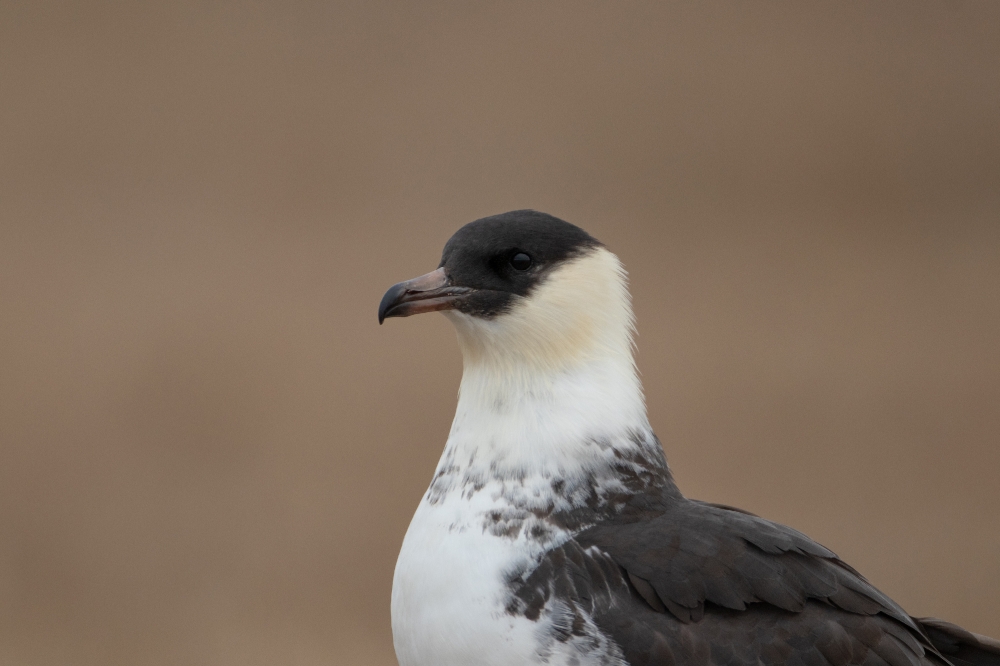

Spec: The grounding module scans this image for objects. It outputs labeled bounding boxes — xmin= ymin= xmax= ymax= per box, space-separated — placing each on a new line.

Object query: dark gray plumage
xmin=505 ymin=448 xmax=1000 ymax=666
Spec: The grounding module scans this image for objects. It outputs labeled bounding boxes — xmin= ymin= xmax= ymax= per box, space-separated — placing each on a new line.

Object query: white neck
xmin=440 ymin=248 xmax=649 ymax=479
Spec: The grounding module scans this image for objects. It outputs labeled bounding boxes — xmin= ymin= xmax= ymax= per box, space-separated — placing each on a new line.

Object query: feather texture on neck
xmin=441 ymin=248 xmax=650 ymax=479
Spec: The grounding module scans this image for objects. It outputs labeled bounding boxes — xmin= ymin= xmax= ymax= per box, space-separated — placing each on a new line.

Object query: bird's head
xmin=379 ymin=210 xmax=637 ymax=380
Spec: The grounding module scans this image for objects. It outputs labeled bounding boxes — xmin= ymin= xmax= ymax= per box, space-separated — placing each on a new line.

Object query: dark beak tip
xmin=378 ymin=282 xmax=406 ymax=325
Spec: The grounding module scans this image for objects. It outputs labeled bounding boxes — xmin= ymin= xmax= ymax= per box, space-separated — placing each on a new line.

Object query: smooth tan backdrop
xmin=1 ymin=2 xmax=998 ymax=664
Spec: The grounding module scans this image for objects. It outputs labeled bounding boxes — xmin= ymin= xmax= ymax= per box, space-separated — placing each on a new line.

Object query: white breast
xmin=391 ymin=476 xmax=629 ymax=666
xmin=391 ymin=485 xmax=542 ymax=666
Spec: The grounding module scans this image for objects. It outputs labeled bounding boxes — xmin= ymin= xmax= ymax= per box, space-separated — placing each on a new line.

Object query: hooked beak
xmin=378 ymin=268 xmax=473 ymax=324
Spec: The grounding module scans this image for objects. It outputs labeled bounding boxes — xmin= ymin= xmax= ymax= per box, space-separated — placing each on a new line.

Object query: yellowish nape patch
xmin=445 ymin=247 xmax=636 ymax=377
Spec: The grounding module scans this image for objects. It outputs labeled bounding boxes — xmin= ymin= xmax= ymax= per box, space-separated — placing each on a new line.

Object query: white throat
xmin=441 ymin=248 xmax=649 ymax=478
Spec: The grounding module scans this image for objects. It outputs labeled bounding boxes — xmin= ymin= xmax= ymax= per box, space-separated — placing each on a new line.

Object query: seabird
xmin=378 ymin=210 xmax=1000 ymax=666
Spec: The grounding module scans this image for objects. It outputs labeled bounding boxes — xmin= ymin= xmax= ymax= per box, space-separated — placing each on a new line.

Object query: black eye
xmin=510 ymin=252 xmax=532 ymax=270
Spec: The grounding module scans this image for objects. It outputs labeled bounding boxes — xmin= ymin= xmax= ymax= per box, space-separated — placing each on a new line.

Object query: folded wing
xmin=505 ymin=499 xmax=991 ymax=666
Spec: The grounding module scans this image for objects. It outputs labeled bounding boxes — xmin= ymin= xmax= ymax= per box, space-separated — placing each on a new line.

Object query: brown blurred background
xmin=1 ymin=1 xmax=999 ymax=664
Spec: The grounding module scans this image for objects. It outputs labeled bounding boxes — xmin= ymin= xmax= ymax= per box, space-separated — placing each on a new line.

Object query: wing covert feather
xmin=506 ymin=498 xmax=950 ymax=666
